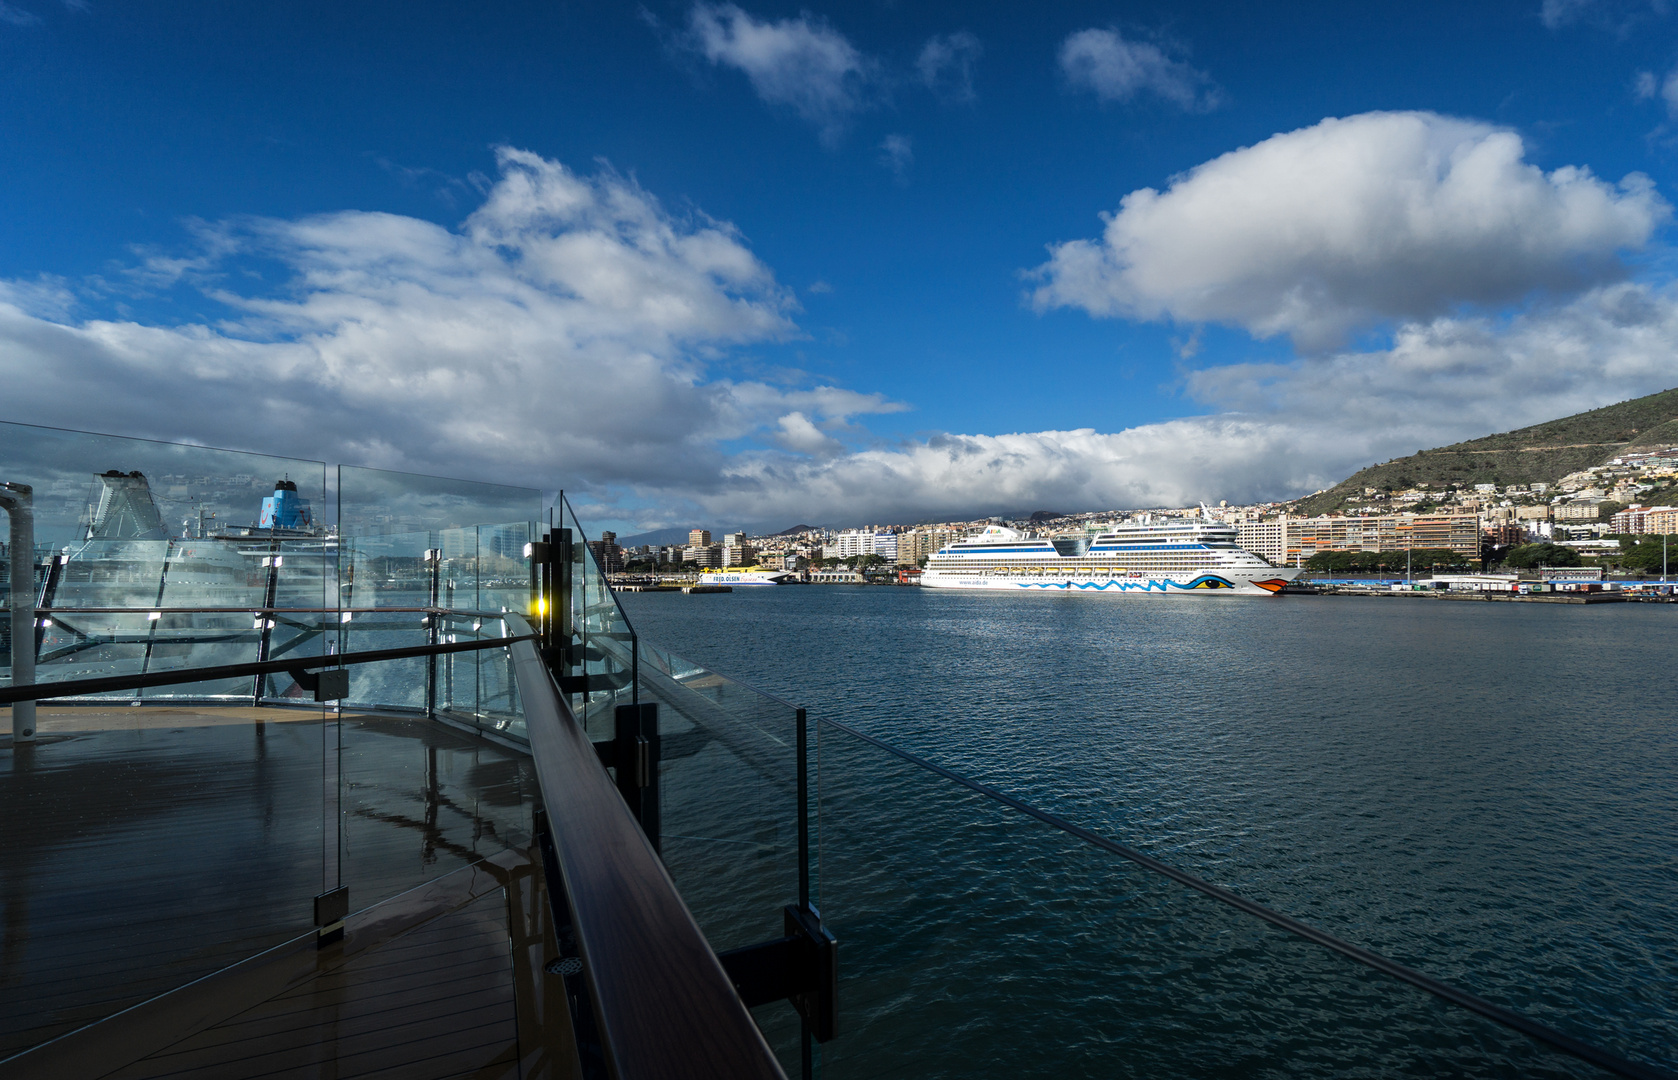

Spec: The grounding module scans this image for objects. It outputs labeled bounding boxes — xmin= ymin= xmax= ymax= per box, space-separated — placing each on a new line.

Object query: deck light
xmin=147 ymin=611 xmax=161 ymax=621
xmin=341 ymin=611 xmax=353 ymax=623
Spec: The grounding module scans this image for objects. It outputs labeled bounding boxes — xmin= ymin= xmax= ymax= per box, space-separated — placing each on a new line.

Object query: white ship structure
xmin=921 ymin=522 xmax=1298 ymax=595
xmin=698 ymin=567 xmax=794 ymax=586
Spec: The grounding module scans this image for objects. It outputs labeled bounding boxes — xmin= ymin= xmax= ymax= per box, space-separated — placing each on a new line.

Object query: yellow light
xmin=531 ymin=598 xmax=548 ymax=616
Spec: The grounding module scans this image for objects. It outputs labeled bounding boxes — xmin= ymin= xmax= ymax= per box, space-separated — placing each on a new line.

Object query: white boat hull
xmin=698 ymin=571 xmax=793 ymax=586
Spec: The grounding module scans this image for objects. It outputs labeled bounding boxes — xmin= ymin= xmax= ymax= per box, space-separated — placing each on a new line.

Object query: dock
xmin=1312 ymin=587 xmax=1625 ymax=604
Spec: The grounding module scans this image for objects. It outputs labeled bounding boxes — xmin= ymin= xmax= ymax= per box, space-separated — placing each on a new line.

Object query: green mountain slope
xmin=1289 ymin=387 xmax=1678 ymax=516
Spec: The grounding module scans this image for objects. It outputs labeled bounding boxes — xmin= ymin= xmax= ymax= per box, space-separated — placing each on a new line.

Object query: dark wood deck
xmin=0 ymin=706 xmax=577 ymax=1079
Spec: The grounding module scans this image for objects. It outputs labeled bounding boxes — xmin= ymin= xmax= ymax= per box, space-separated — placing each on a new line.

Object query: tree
xmin=1502 ymin=542 xmax=1582 ymax=569
xmin=1614 ymin=534 xmax=1677 ymax=572
xmin=1302 ymin=548 xmax=1469 ymax=573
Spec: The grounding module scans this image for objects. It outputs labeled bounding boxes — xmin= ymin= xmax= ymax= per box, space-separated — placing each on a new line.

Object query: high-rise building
xmin=587 ymin=530 xmax=624 ymax=573
xmin=689 ymin=529 xmax=712 ymax=547
xmin=835 ymin=530 xmax=870 ymax=558
xmin=896 ymin=528 xmax=958 ymax=566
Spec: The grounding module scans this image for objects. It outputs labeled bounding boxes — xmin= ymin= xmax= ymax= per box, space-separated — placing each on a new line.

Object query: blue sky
xmin=6 ymin=1 xmax=1678 ymax=531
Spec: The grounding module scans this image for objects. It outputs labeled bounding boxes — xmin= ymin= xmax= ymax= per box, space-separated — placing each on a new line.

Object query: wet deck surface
xmin=109 ymin=891 xmax=522 ymax=1080
xmin=0 ymin=706 xmax=568 ymax=1077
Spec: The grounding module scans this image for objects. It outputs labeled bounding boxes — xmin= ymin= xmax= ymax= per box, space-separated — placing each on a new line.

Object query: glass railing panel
xmin=330 ymin=699 xmax=540 ymax=918
xmin=37 ymin=538 xmax=172 ymax=698
xmin=0 ymin=703 xmax=338 ymax=1059
xmin=1 ymin=429 xmax=327 ymax=707
xmin=336 ymin=465 xmax=540 ymax=540
xmin=435 ymin=521 xmax=534 ymax=738
xmin=143 ymin=535 xmax=270 ymax=700
xmin=813 ymin=723 xmax=1633 ymax=1079
xmin=336 ymin=465 xmax=539 ymax=729
xmin=558 ymin=497 xmax=635 ymax=739
xmin=634 ymin=638 xmax=804 ymax=1074
xmin=3 ymin=434 xmax=556 ymax=1067
xmin=336 ymin=529 xmax=436 ymax=712
xmin=251 ymin=538 xmax=335 ymax=703
xmin=639 ymin=641 xmax=801 ymax=952
xmin=0 ymin=421 xmax=327 ymax=705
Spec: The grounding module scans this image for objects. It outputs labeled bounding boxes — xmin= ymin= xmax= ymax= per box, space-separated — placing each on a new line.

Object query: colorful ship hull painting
xmin=921 ymin=522 xmax=1298 ymax=596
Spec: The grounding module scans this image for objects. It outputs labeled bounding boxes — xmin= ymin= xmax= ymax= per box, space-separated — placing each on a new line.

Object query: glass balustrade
xmin=0 ymin=424 xmax=545 ymax=1064
xmin=810 ymin=717 xmax=1646 ymax=1079
xmin=2 ymin=419 xmax=1665 ymax=1080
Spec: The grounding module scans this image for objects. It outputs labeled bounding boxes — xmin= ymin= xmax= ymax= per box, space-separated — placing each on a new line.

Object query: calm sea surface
xmin=621 ymin=586 xmax=1678 ymax=1080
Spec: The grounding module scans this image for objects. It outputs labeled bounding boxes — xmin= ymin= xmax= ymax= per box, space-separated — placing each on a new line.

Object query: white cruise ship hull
xmin=922 ymin=521 xmax=1298 ymax=596
xmin=921 ymin=567 xmax=1297 ymax=595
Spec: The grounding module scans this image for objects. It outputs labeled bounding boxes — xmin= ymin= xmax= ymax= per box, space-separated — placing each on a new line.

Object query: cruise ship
xmin=922 ymin=521 xmax=1298 ymax=595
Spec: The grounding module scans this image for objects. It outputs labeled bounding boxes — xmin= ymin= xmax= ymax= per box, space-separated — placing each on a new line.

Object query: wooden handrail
xmin=505 ymin=615 xmax=785 ymax=1080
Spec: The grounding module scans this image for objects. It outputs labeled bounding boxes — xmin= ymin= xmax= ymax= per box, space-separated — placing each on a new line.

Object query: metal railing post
xmin=0 ymin=482 xmax=35 ymax=741
xmin=252 ymin=536 xmax=281 ymax=705
xmin=425 ymin=547 xmax=441 ymax=717
xmin=554 ymin=528 xmax=572 ymax=665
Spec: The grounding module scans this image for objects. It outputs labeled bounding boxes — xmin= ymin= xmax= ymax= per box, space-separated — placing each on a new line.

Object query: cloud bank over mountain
xmin=3 ymin=119 xmax=1678 ymax=531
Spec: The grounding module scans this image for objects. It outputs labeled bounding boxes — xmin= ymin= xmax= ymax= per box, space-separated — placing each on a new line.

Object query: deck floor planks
xmin=178 ymin=933 xmax=516 ymax=1048
xmin=109 ymin=890 xmax=521 ymax=1079
xmin=2 ymin=707 xmax=539 ymax=1063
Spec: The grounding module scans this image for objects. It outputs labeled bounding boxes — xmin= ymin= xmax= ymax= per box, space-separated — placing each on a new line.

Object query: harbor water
xmin=620 ymin=586 xmax=1678 ymax=1079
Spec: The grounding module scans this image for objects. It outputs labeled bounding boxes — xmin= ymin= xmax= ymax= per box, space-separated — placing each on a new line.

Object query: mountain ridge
xmin=1288 ymin=387 xmax=1678 ymax=516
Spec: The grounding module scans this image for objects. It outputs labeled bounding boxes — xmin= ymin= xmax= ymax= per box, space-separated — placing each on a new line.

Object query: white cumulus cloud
xmin=684 ymin=3 xmax=874 ymax=141
xmin=771 ymin=410 xmax=845 ymax=457
xmin=1058 ymin=28 xmax=1219 ymax=111
xmin=1029 ymin=111 xmax=1670 ymax=351
xmin=0 ymin=148 xmax=905 ymax=500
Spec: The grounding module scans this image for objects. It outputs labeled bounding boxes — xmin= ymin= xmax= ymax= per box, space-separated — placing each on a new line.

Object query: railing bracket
xmin=314 ymin=886 xmax=349 ymax=945
xmin=290 ymin=666 xmax=349 ymax=702
xmin=590 ymin=703 xmax=660 ymax=852
xmin=718 ymin=903 xmax=837 ymax=1042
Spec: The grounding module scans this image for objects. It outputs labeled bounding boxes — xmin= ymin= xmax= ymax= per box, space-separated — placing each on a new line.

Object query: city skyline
xmin=5 ymin=3 xmax=1678 ymax=533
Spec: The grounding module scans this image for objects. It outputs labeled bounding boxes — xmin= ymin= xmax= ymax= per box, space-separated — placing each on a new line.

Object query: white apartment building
xmin=682 ymin=545 xmax=722 ymax=568
xmin=834 ymin=530 xmax=872 ymax=558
